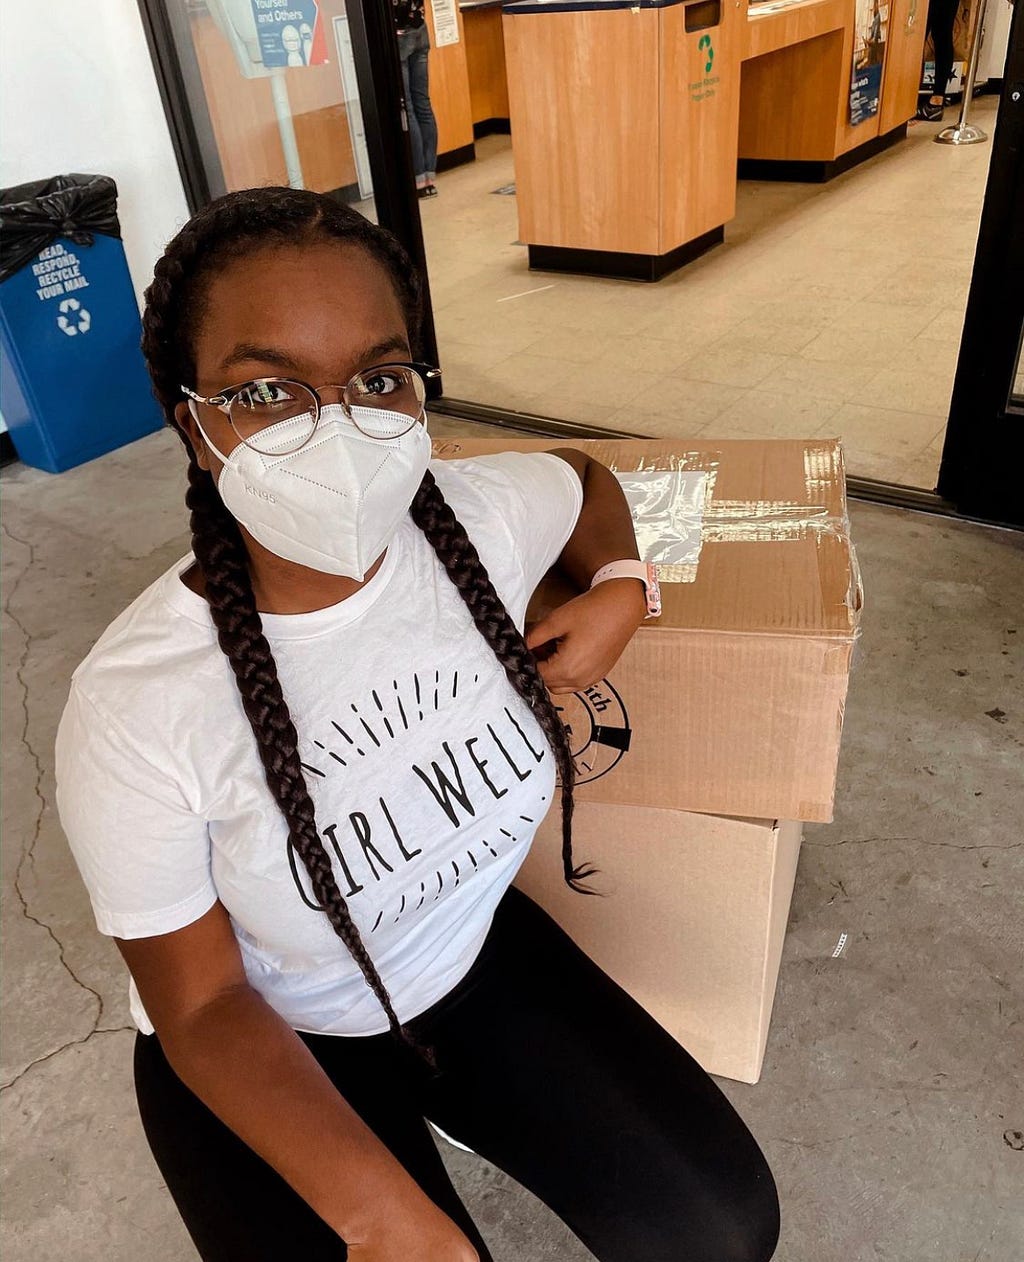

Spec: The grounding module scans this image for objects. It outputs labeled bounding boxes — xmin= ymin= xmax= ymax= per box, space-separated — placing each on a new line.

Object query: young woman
xmin=55 ymin=188 xmax=779 ymax=1262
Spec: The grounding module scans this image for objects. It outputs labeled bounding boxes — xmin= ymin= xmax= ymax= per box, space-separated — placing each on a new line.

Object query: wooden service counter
xmin=503 ymin=0 xmax=741 ymax=281
xmin=187 ymin=0 xmax=479 ymax=192
xmin=461 ymin=0 xmax=511 ymax=132
xmin=503 ymin=0 xmax=928 ymax=279
xmin=739 ymin=0 xmax=927 ymax=177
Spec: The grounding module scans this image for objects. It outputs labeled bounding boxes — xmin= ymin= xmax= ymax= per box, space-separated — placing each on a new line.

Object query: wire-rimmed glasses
xmin=181 ymin=362 xmax=439 ymax=456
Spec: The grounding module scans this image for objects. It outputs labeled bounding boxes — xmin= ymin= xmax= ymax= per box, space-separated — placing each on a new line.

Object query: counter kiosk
xmin=502 ymin=0 xmax=740 ymax=281
xmin=739 ymin=0 xmax=927 ymax=179
xmin=502 ymin=0 xmax=928 ymax=278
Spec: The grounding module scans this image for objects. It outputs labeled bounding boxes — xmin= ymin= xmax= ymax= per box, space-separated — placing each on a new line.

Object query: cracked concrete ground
xmin=2 ymin=422 xmax=1022 ymax=1261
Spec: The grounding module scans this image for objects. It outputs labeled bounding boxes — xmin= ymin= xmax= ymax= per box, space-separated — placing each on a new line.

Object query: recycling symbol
xmin=57 ymin=297 xmax=91 ymax=336
xmin=698 ymin=33 xmax=714 ymax=74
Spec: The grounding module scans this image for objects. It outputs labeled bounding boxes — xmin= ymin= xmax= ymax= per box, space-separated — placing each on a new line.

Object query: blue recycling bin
xmin=0 ymin=175 xmax=163 ymax=473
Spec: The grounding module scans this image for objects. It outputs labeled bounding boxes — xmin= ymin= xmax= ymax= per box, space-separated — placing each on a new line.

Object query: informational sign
xmin=250 ymin=0 xmax=328 ymax=67
xmin=333 ymin=15 xmax=374 ymax=201
xmin=849 ymin=0 xmax=889 ymax=125
xmin=688 ymin=33 xmax=720 ymax=103
xmin=27 ymin=243 xmax=94 ymax=338
xmin=31 ymin=243 xmax=91 ymax=304
xmin=431 ymin=0 xmax=461 ymax=48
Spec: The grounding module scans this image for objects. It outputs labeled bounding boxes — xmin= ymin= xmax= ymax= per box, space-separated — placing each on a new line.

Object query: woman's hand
xmin=525 ymin=578 xmax=647 ymax=695
xmin=346 ymin=1196 xmax=480 ymax=1261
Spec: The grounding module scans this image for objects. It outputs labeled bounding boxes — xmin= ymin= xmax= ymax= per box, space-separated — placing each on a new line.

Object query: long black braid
xmin=141 ymin=188 xmax=595 ymax=1064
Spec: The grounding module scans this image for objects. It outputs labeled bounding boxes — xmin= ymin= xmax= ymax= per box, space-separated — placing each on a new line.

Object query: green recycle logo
xmin=698 ymin=34 xmax=714 ymax=75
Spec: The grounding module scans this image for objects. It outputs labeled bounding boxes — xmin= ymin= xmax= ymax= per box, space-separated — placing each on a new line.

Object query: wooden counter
xmin=738 ymin=0 xmax=928 ymax=173
xmin=502 ymin=0 xmax=928 ymax=276
xmin=461 ymin=1 xmax=511 ymax=130
xmin=503 ymin=0 xmax=741 ymax=279
xmin=743 ymin=0 xmax=848 ymax=60
xmin=189 ymin=0 xmax=477 ymax=196
xmin=190 ymin=0 xmax=360 ymax=195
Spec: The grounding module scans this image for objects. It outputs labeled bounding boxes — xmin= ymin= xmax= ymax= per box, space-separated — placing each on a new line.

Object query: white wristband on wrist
xmin=589 ymin=560 xmax=662 ymax=619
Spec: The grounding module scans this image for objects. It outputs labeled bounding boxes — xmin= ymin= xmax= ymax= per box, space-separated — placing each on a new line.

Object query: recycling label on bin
xmin=32 ymin=243 xmax=93 ymax=335
xmin=56 ymin=297 xmax=92 ymax=336
xmin=32 ymin=243 xmax=90 ymax=300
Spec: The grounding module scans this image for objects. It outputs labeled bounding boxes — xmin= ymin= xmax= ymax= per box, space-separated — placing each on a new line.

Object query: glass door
xmin=139 ymin=0 xmax=442 ymax=372
xmin=141 ymin=0 xmax=1024 ymax=520
xmin=937 ymin=0 xmax=1024 ymax=526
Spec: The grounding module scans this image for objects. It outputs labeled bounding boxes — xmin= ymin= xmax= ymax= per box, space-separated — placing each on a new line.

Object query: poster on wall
xmin=249 ymin=0 xmax=328 ymax=67
xmin=849 ymin=0 xmax=889 ymax=125
xmin=431 ymin=0 xmax=461 ymax=48
xmin=206 ymin=1 xmax=327 ymax=75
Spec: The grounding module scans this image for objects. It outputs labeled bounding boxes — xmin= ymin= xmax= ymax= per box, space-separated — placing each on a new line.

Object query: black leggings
xmin=134 ymin=886 xmax=779 ymax=1262
xmin=927 ymin=0 xmax=959 ymax=100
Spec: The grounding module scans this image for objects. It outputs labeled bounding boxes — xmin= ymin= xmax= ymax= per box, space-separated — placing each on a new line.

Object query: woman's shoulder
xmin=68 ymin=554 xmax=227 ymax=734
xmin=425 ymin=450 xmax=583 ymax=599
xmin=430 ymin=448 xmax=578 ymax=511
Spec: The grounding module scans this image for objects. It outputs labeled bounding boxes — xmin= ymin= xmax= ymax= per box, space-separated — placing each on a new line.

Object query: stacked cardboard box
xmin=434 ymin=436 xmax=861 ymax=1082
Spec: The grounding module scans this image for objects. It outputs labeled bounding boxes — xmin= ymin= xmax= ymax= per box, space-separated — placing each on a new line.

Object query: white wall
xmin=0 ymin=0 xmax=191 ymax=308
xmin=978 ymin=0 xmax=1015 ymax=83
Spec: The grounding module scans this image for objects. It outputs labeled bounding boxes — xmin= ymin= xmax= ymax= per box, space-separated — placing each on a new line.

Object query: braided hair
xmin=141 ymin=188 xmax=595 ymax=1064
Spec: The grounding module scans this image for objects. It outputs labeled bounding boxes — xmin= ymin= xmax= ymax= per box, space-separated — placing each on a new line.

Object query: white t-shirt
xmin=55 ymin=453 xmax=583 ymax=1037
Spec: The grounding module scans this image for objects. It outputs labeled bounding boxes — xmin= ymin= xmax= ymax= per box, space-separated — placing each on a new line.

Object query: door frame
xmin=935 ymin=0 xmax=1024 ymax=527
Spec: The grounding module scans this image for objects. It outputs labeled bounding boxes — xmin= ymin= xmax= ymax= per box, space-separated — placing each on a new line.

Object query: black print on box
xmin=556 ymin=679 xmax=632 ymax=784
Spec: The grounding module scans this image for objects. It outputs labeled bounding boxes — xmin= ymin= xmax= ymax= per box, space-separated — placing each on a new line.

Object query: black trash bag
xmin=0 ymin=174 xmax=121 ymax=285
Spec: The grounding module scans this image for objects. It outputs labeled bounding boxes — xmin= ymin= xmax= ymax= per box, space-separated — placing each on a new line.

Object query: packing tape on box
xmin=611 ymin=442 xmax=852 ymax=584
xmin=436 ymin=439 xmax=853 ymax=588
xmin=698 ymin=442 xmax=850 ymax=545
xmin=699 ymin=499 xmax=850 ymax=543
xmin=613 ymin=468 xmax=711 ymax=583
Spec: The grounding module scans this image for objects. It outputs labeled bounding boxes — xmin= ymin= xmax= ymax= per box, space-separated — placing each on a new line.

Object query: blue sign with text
xmin=250 ymin=0 xmax=325 ymax=67
xmin=849 ymin=62 xmax=883 ymax=126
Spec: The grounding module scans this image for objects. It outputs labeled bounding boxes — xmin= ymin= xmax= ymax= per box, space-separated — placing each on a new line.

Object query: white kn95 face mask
xmin=192 ymin=403 xmax=432 ymax=581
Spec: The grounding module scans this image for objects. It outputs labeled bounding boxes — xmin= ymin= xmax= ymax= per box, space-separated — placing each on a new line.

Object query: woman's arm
xmin=524 ymin=450 xmax=647 ymax=694
xmin=547 ymin=448 xmax=645 ymax=597
xmin=118 ymin=901 xmax=477 ymax=1261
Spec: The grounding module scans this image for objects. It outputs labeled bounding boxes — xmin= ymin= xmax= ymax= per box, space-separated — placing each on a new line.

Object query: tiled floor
xmin=418 ymin=98 xmax=1001 ymax=488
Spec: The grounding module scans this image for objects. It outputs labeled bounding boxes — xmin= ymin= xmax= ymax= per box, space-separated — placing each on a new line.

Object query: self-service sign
xmin=250 ymin=0 xmax=328 ymax=67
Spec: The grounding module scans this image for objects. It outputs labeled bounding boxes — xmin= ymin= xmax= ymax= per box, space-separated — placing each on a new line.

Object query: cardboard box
xmin=515 ymin=803 xmax=803 ymax=1084
xmin=434 ymin=437 xmax=861 ymax=823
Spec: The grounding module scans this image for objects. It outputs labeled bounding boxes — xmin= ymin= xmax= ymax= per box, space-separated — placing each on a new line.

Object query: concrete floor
xmin=2 ymin=423 xmax=1022 ymax=1261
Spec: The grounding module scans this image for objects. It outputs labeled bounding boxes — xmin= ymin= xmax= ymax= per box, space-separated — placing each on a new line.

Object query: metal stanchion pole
xmin=270 ymin=71 xmax=306 ymax=187
xmin=936 ymin=0 xmax=991 ymax=144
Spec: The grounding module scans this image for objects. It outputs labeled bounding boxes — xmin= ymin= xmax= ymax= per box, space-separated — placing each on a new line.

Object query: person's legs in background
xmin=398 ymin=35 xmax=428 ymax=191
xmin=406 ymin=26 xmax=439 ymax=194
xmin=921 ymin=0 xmax=959 ymax=119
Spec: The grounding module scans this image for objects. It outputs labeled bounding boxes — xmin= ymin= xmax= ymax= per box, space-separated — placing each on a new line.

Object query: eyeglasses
xmin=181 ymin=362 xmax=440 ymax=456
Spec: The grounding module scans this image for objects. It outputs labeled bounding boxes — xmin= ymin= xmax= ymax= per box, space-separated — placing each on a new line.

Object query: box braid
xmin=409 ymin=472 xmax=594 ymax=899
xmin=140 ymin=187 xmax=594 ymax=1065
